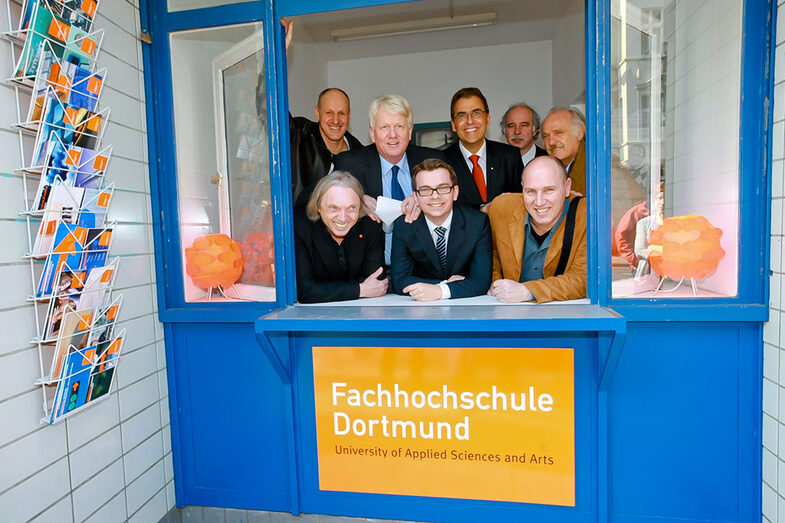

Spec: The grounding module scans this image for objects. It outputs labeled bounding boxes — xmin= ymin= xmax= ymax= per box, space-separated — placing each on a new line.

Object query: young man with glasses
xmin=443 ymin=87 xmax=524 ymax=213
xmin=391 ymin=159 xmax=492 ymax=301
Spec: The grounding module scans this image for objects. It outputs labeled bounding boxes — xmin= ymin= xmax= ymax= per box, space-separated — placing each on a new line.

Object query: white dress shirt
xmin=458 ymin=140 xmax=488 ymax=184
xmin=423 ymin=211 xmax=453 ymax=300
xmin=521 ymin=144 xmax=537 ymax=166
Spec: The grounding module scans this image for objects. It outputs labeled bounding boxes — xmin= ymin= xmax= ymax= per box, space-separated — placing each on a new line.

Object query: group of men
xmin=283 ymin=18 xmax=587 ymax=303
xmin=290 ymin=86 xmax=587 ymax=304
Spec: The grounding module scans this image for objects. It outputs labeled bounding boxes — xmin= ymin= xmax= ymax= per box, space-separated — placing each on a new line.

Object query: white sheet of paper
xmin=375 ymin=196 xmax=403 ymax=226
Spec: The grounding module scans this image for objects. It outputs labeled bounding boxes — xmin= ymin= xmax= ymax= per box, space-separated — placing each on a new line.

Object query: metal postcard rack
xmin=3 ymin=0 xmax=127 ymax=423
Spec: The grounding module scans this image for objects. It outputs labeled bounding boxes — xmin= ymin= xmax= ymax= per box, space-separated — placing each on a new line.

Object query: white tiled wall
xmin=0 ymin=1 xmax=173 ymax=522
xmin=766 ymin=2 xmax=785 ymax=521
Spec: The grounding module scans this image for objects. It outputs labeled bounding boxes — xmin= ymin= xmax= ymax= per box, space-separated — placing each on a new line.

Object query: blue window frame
xmin=595 ymin=0 xmax=775 ymax=321
xmin=141 ymin=0 xmax=774 ymax=324
xmin=141 ymin=1 xmax=291 ymax=322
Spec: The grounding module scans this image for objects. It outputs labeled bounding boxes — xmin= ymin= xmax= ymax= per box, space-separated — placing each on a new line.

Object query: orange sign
xmin=82 ymin=0 xmax=97 ymax=18
xmin=66 ymin=148 xmax=81 ymax=166
xmin=80 ymin=38 xmax=96 ymax=56
xmin=86 ymin=115 xmax=101 ymax=132
xmin=97 ymin=191 xmax=110 ymax=208
xmin=47 ymin=19 xmax=70 ymax=42
xmin=64 ymin=107 xmax=78 ymax=126
xmin=87 ymin=76 xmax=102 ymax=95
xmin=312 ymin=346 xmax=575 ymax=506
xmin=98 ymin=230 xmax=111 ymax=246
xmin=106 ymin=305 xmax=119 ymax=320
xmin=93 ymin=155 xmax=107 ymax=171
xmin=71 ymin=271 xmax=85 ymax=289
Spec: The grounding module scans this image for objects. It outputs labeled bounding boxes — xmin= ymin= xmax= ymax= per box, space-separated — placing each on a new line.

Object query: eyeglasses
xmin=453 ymin=109 xmax=486 ymax=122
xmin=415 ymin=184 xmax=454 ymax=197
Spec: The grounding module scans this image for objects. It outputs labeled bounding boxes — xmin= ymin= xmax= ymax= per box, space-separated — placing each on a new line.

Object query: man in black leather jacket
xmin=290 ymin=88 xmax=364 ymax=205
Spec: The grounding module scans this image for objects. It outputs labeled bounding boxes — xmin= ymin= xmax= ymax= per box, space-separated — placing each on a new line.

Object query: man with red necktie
xmin=443 ymin=87 xmax=523 ymax=214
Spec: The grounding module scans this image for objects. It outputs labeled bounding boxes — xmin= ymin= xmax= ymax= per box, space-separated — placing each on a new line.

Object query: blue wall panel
xmin=167 ymin=323 xmax=291 ymax=509
xmin=165 ymin=321 xmax=761 ymax=521
xmin=609 ymin=322 xmax=761 ymax=522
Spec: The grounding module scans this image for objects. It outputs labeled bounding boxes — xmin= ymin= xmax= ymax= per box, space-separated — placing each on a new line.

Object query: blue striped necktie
xmin=435 ymin=226 xmax=447 ymax=269
xmin=390 ymin=165 xmax=405 ymax=200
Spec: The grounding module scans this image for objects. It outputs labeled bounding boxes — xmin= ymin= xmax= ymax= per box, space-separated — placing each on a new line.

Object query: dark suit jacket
xmin=290 ymin=115 xmax=364 ymax=206
xmin=334 ymin=144 xmax=445 ymax=198
xmin=443 ymin=139 xmax=523 ymax=209
xmin=294 ymin=208 xmax=385 ymax=303
xmin=391 ymin=204 xmax=492 ymax=299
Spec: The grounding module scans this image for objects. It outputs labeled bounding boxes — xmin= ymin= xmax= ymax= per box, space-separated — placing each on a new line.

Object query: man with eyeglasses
xmin=391 ymin=159 xmax=492 ymax=301
xmin=443 ymin=87 xmax=523 ymax=213
xmin=334 ymin=94 xmax=445 ymax=266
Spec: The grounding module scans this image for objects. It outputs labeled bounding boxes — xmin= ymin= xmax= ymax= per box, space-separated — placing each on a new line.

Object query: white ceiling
xmin=292 ymin=0 xmax=575 ymax=61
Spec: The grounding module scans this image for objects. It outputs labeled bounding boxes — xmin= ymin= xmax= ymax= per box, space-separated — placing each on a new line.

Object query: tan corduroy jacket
xmin=488 ymin=194 xmax=587 ymax=303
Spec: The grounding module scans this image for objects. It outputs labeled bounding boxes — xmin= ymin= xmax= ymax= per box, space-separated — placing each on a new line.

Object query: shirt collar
xmin=380 ymin=154 xmax=408 ymax=177
xmin=458 ymin=140 xmax=486 ymax=163
xmin=424 ymin=211 xmax=453 ymax=234
xmin=521 ymin=144 xmax=536 ymax=165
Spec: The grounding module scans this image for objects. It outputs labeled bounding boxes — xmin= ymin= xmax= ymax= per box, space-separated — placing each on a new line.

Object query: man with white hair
xmin=541 ymin=107 xmax=587 ymax=197
xmin=334 ymin=94 xmax=445 ymax=265
xmin=541 ymin=106 xmax=645 ymax=229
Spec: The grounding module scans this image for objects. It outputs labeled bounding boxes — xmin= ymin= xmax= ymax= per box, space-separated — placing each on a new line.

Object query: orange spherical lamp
xmin=185 ymin=234 xmax=244 ymax=290
xmin=648 ymin=215 xmax=725 ymax=283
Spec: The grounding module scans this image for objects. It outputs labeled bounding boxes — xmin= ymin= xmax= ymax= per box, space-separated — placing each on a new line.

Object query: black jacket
xmin=334 ymin=144 xmax=445 ymax=198
xmin=290 ymin=115 xmax=363 ymax=206
xmin=294 ymin=208 xmax=385 ymax=303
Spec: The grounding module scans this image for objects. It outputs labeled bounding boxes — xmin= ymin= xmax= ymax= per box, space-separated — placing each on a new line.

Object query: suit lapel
xmin=509 ymin=202 xmax=526 ymax=270
xmin=444 ymin=207 xmax=465 ymax=272
xmin=486 ymin=144 xmax=500 ymax=200
xmin=447 ymin=145 xmax=482 ymax=205
xmin=406 ymin=145 xmax=421 ymax=171
xmin=415 ymin=218 xmax=442 ymax=275
xmin=366 ymin=148 xmax=383 ymax=198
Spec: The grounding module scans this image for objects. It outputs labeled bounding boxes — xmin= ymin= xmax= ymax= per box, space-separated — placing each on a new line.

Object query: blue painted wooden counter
xmin=255 ymin=303 xmax=626 ymax=390
xmin=252 ymin=303 xmax=626 ymax=521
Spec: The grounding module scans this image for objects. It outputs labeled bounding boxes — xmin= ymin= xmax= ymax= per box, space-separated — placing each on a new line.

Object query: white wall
xmin=0 ymin=1 xmax=173 ymax=522
xmin=326 ymin=41 xmax=553 ymax=143
xmin=551 ymin=0 xmax=585 ymax=107
xmin=286 ymin=24 xmax=328 ymax=119
xmin=764 ymin=2 xmax=785 ymax=520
